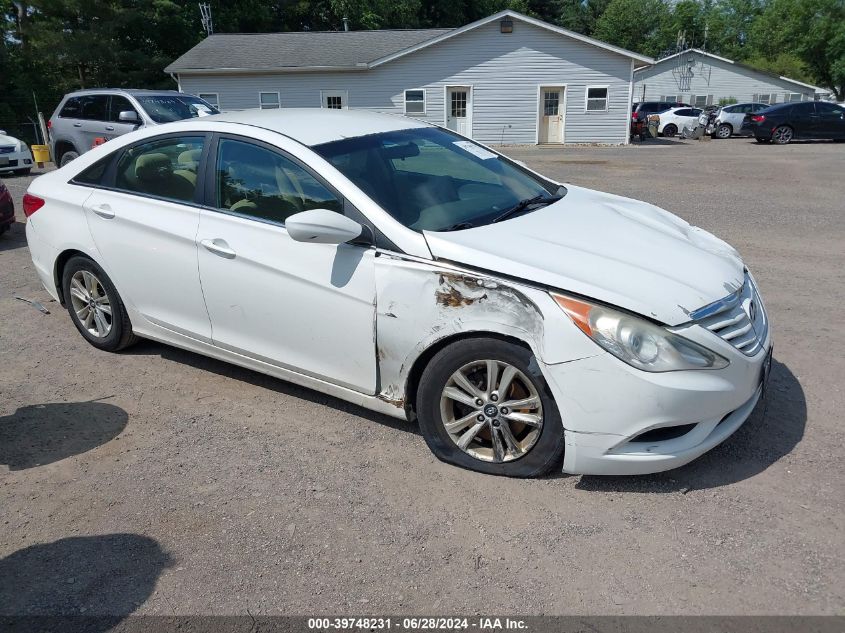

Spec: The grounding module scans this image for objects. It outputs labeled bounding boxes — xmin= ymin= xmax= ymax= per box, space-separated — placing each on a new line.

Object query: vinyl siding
xmin=178 ymin=20 xmax=633 ymax=144
xmin=633 ymin=52 xmax=815 ymax=105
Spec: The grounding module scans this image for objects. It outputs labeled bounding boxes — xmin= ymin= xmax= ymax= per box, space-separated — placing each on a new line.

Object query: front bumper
xmin=0 ymin=148 xmax=34 ymax=172
xmin=542 ymin=327 xmax=772 ymax=476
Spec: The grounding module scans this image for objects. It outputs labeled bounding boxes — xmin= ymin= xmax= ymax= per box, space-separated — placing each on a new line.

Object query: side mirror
xmin=285 ymin=209 xmax=363 ymax=245
xmin=0 ymin=130 xmax=6 ymax=136
xmin=118 ymin=110 xmax=139 ymax=123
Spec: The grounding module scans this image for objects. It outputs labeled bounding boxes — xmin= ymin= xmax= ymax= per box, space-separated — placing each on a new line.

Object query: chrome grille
xmin=690 ymin=275 xmax=768 ymax=356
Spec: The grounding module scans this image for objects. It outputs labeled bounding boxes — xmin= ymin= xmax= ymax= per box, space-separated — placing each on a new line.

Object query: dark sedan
xmin=0 ymin=179 xmax=14 ymax=234
xmin=748 ymin=101 xmax=845 ymax=144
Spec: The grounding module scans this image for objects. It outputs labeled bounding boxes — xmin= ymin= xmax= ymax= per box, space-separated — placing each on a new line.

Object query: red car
xmin=0 ymin=179 xmax=14 ymax=234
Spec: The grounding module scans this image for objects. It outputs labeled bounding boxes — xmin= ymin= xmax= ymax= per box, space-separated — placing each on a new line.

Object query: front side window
xmin=115 ymin=136 xmax=205 ymax=203
xmin=134 ymin=95 xmax=219 ymax=123
xmin=404 ymin=90 xmax=426 ymax=114
xmin=108 ymin=96 xmax=138 ymax=123
xmin=586 ymin=87 xmax=608 ymax=111
xmin=260 ymin=92 xmax=280 ymax=109
xmin=216 ymin=138 xmax=341 ymax=225
xmin=314 ymin=127 xmax=561 ymax=232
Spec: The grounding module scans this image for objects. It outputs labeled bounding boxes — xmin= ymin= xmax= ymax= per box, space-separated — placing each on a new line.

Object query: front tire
xmin=662 ymin=124 xmax=677 ymax=137
xmin=715 ymin=123 xmax=732 ymax=139
xmin=62 ymin=256 xmax=137 ymax=352
xmin=416 ymin=338 xmax=564 ymax=478
xmin=772 ymin=125 xmax=793 ymax=144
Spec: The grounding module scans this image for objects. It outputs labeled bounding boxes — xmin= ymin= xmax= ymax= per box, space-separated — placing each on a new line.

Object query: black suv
xmin=631 ymin=101 xmax=688 ymax=123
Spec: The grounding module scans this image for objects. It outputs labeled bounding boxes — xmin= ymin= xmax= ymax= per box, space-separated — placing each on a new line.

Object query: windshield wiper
xmin=492 ymin=194 xmax=561 ymax=224
xmin=440 ymin=221 xmax=476 ymax=232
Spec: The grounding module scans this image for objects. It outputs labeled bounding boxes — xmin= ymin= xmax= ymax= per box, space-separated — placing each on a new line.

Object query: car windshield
xmin=134 ymin=95 xmax=219 ymax=123
xmin=313 ymin=127 xmax=562 ymax=232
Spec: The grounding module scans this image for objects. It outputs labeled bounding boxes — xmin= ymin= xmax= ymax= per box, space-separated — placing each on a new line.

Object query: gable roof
xmin=166 ymin=10 xmax=653 ymax=75
xmin=637 ymin=48 xmax=820 ymax=92
xmin=165 ymin=28 xmax=452 ymax=74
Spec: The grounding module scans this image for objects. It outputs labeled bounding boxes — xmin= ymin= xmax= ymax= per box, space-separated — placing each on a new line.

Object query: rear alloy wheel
xmin=772 ymin=125 xmax=793 ymax=144
xmin=662 ymin=124 xmax=677 ymax=137
xmin=59 ymin=150 xmax=79 ymax=167
xmin=62 ymin=256 xmax=137 ymax=351
xmin=417 ymin=338 xmax=564 ymax=477
xmin=715 ymin=123 xmax=732 ymax=139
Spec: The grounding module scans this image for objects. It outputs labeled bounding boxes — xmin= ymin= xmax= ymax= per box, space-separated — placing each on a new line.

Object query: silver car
xmin=48 ymin=89 xmax=219 ymax=167
xmin=708 ymin=102 xmax=769 ymax=139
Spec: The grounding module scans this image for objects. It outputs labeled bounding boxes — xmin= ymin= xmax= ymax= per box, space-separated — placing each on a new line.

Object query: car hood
xmin=0 ymin=134 xmax=21 ymax=148
xmin=423 ymin=184 xmax=744 ymax=326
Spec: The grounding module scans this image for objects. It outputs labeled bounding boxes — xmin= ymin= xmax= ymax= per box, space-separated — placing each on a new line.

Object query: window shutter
xmin=707 ymin=95 xmax=713 ymax=105
xmin=770 ymin=93 xmax=778 ymax=104
xmin=752 ymin=93 xmax=758 ymax=102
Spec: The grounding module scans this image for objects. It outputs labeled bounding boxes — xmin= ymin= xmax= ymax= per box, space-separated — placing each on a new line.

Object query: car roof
xmin=64 ymin=89 xmax=192 ymax=97
xmin=199 ymin=108 xmax=431 ymax=146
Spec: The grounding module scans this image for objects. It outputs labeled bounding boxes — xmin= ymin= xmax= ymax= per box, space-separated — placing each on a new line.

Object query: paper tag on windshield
xmin=195 ymin=105 xmax=212 ymax=116
xmin=453 ymin=141 xmax=497 ymax=160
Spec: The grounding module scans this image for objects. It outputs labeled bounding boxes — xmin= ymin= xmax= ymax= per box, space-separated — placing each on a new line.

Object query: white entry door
xmin=540 ymin=88 xmax=564 ymax=143
xmin=446 ymin=87 xmax=471 ymax=136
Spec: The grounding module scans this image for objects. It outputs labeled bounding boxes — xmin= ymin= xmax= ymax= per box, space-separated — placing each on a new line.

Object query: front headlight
xmin=551 ymin=293 xmax=729 ymax=372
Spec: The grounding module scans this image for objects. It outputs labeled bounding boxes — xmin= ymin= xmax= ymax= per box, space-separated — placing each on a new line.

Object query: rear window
xmin=71 ymin=156 xmax=112 ymax=186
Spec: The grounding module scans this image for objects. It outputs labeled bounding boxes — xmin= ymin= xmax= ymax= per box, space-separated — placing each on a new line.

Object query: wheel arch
xmin=402 ymin=331 xmax=534 ymax=419
xmin=53 ymin=140 xmax=78 ymax=165
xmin=54 ymin=248 xmax=96 ymax=305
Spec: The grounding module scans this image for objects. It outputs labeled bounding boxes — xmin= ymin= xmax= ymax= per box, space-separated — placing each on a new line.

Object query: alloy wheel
xmin=69 ymin=270 xmax=113 ymax=338
xmin=773 ymin=126 xmax=793 ymax=144
xmin=717 ymin=124 xmax=732 ymax=138
xmin=439 ymin=359 xmax=543 ymax=463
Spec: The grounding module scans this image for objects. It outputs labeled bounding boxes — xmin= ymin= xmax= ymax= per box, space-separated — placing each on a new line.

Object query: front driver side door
xmin=196 ymin=135 xmax=377 ymax=393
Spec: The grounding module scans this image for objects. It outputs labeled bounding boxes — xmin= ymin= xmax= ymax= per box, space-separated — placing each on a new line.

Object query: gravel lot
xmin=1 ymin=136 xmax=843 ymax=617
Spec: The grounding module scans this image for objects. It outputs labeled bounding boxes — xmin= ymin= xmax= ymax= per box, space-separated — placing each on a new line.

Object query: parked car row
xmin=632 ymin=99 xmax=845 ymax=144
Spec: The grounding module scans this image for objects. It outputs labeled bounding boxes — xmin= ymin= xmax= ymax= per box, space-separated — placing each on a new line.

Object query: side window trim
xmin=201 ymin=132 xmax=347 ymax=227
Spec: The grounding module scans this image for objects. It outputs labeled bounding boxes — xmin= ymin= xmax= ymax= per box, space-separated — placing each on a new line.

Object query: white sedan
xmin=0 ymin=130 xmax=34 ymax=175
xmin=658 ymin=107 xmax=704 ymax=137
xmin=23 ymin=109 xmax=771 ymax=477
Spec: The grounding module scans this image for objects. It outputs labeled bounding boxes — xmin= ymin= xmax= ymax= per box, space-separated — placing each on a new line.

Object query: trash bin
xmin=647 ymin=119 xmax=659 ymax=138
xmin=31 ymin=145 xmax=51 ymax=166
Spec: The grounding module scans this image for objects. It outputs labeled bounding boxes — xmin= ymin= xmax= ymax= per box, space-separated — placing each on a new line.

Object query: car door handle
xmin=105 ymin=125 xmax=114 ymax=131
xmin=200 ymin=238 xmax=236 ymax=259
xmin=73 ymin=122 xmax=83 ymax=127
xmin=90 ymin=203 xmax=114 ymax=219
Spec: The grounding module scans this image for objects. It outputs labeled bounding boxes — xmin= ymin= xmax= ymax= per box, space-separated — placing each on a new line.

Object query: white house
xmin=165 ymin=10 xmax=652 ymax=145
xmin=634 ymin=48 xmax=819 ymax=107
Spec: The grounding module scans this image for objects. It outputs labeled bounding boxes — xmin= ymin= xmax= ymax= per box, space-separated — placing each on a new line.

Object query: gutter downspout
xmin=169 ymin=72 xmax=182 ymax=92
xmin=624 ymin=59 xmax=633 ymax=145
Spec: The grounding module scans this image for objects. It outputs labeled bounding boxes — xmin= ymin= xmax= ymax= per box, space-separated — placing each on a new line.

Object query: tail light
xmin=23 ymin=193 xmax=45 ymax=217
xmin=751 ymin=115 xmax=766 ymax=123
xmin=47 ymin=119 xmax=52 ymax=129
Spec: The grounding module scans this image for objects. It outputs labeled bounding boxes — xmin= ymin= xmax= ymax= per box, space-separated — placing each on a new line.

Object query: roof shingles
xmin=165 ymin=29 xmax=453 ymax=73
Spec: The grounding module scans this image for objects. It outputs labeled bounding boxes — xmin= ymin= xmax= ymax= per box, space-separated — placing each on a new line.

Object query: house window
xmin=693 ymin=94 xmax=709 ymax=107
xmin=586 ymin=86 xmax=608 ymax=111
xmin=321 ymin=90 xmax=347 ymax=109
xmin=404 ymin=89 xmax=426 ymax=114
xmin=787 ymin=93 xmax=802 ymax=102
xmin=758 ymin=93 xmax=770 ymax=105
xmin=259 ymin=92 xmax=280 ymax=109
xmin=199 ymin=93 xmax=219 ymax=109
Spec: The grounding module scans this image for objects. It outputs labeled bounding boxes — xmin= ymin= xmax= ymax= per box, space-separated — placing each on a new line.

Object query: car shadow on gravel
xmin=0 ymin=222 xmax=27 ymax=252
xmin=126 ymin=339 xmax=422 ymax=436
xmin=573 ymin=358 xmax=805 ymax=491
xmin=0 ymin=401 xmax=128 ymax=470
xmin=0 ymin=534 xmax=172 ymax=626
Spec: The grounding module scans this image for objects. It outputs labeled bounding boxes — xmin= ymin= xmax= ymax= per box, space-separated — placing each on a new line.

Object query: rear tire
xmin=715 ymin=123 xmax=732 ymax=139
xmin=62 ymin=256 xmax=138 ymax=352
xmin=662 ymin=124 xmax=677 ymax=137
xmin=772 ymin=126 xmax=793 ymax=144
xmin=416 ymin=338 xmax=565 ymax=478
xmin=59 ymin=150 xmax=79 ymax=167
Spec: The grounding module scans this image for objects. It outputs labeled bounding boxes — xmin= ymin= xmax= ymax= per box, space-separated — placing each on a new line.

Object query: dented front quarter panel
xmin=373 ymin=252 xmax=601 ymax=413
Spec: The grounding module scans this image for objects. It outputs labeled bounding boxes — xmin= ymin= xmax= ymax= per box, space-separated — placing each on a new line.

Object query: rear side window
xmin=72 ymin=156 xmax=112 ymax=186
xmin=115 ymin=136 xmax=205 ymax=203
xmin=59 ymin=98 xmax=82 ymax=118
xmin=215 ymin=138 xmax=341 ymax=225
xmin=79 ymin=95 xmax=108 ymax=121
xmin=674 ymin=109 xmax=693 ymax=117
xmin=790 ymin=103 xmax=815 ymax=117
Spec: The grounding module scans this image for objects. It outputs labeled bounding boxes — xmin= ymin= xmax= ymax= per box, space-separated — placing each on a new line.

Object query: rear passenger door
xmin=195 ymin=135 xmax=377 ymax=393
xmin=77 ymin=95 xmax=111 ymax=150
xmin=81 ymin=133 xmax=212 ymax=339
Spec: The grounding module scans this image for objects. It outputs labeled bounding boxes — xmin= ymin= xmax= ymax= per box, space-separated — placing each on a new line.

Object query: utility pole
xmin=199 ymin=3 xmax=213 ymax=36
